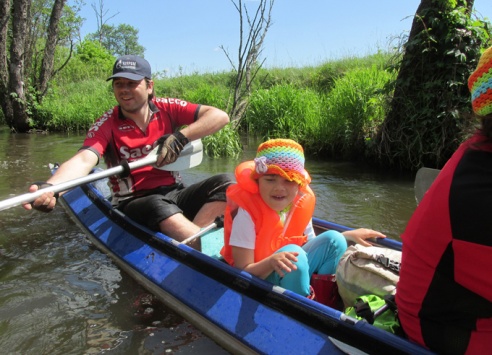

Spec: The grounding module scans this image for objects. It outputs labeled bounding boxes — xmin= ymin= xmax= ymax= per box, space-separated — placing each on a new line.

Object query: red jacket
xmin=397 ymin=132 xmax=492 ymax=354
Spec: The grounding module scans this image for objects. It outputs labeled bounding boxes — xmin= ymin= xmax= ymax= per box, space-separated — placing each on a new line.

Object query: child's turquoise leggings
xmin=265 ymin=230 xmax=347 ymax=297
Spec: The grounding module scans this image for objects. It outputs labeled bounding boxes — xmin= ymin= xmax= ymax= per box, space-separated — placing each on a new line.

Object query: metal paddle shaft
xmin=0 ymin=139 xmax=203 ymax=212
xmin=414 ymin=167 xmax=441 ymax=204
xmin=0 ymin=155 xmax=156 ymax=211
xmin=180 ymin=216 xmax=224 ymax=245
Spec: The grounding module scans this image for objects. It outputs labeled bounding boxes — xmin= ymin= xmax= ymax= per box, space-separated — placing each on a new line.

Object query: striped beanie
xmin=252 ymin=138 xmax=309 ymax=186
xmin=468 ymin=46 xmax=492 ymax=116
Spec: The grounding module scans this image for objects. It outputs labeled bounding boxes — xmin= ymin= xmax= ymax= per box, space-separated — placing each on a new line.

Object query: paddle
xmin=180 ymin=216 xmax=224 ymax=245
xmin=414 ymin=167 xmax=441 ymax=204
xmin=0 ymin=139 xmax=203 ymax=212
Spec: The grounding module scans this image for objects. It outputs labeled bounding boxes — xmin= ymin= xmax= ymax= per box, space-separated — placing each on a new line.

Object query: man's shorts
xmin=119 ymin=173 xmax=234 ymax=231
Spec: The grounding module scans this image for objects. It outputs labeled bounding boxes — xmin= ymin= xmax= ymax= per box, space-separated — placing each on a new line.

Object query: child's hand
xmin=342 ymin=228 xmax=386 ymax=247
xmin=269 ymin=251 xmax=299 ymax=277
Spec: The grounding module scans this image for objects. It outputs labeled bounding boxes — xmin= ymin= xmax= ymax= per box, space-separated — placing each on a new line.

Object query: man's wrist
xmin=174 ymin=131 xmax=189 ymax=146
xmin=32 ymin=181 xmax=59 ymax=200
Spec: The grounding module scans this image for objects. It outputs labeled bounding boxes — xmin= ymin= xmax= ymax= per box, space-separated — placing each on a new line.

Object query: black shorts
xmin=118 ymin=173 xmax=234 ymax=231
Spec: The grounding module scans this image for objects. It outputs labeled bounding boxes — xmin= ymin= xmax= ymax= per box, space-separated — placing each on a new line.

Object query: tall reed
xmin=315 ymin=66 xmax=395 ymax=159
xmin=246 ymin=84 xmax=323 ymax=144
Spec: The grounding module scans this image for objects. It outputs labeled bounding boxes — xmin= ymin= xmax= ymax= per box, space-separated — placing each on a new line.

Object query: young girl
xmin=221 ymin=138 xmax=385 ymax=299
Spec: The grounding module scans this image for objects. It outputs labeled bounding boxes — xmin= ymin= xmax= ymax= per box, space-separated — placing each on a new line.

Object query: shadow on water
xmin=0 ymin=128 xmax=418 ymax=354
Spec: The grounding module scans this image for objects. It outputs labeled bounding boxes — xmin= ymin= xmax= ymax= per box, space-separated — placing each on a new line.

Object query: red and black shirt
xmin=397 ymin=132 xmax=492 ymax=354
xmin=81 ymin=98 xmax=199 ymax=204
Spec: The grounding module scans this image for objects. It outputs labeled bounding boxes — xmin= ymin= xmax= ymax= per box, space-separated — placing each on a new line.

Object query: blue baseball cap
xmin=107 ymin=55 xmax=152 ymax=81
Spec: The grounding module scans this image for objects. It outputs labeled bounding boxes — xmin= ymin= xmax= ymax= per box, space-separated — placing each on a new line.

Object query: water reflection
xmin=0 ymin=128 xmax=417 ymax=353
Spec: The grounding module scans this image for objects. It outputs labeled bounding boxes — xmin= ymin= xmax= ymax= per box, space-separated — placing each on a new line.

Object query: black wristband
xmin=119 ymin=160 xmax=131 ymax=178
xmin=174 ymin=131 xmax=189 ymax=146
xmin=32 ymin=181 xmax=59 ymax=200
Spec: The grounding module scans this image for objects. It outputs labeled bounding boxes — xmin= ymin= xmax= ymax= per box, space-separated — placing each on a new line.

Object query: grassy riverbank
xmin=36 ymin=51 xmax=396 ymax=159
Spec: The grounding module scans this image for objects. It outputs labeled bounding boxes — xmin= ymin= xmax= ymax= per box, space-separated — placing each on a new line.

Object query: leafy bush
xmin=40 ymin=79 xmax=114 ymax=131
xmin=56 ymin=40 xmax=114 ymax=86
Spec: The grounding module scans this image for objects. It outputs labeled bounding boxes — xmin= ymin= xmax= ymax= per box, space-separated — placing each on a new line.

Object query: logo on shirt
xmin=119 ymin=124 xmax=134 ymax=132
xmin=157 ymin=98 xmax=188 ymax=107
xmin=120 ymin=144 xmax=155 ymax=159
xmin=88 ymin=113 xmax=110 ymax=132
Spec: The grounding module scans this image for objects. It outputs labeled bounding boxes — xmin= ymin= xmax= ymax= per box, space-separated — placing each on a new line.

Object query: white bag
xmin=336 ymin=244 xmax=401 ymax=308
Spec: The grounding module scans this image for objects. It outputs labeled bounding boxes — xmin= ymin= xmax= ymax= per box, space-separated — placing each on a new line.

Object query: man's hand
xmin=155 ymin=131 xmax=189 ymax=167
xmin=23 ymin=182 xmax=59 ymax=213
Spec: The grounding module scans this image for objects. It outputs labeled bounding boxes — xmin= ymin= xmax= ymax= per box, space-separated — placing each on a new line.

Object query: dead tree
xmin=221 ymin=0 xmax=274 ymax=126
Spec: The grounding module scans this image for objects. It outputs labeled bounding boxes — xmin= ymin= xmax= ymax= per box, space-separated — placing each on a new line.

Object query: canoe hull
xmin=60 ymin=179 xmax=433 ymax=355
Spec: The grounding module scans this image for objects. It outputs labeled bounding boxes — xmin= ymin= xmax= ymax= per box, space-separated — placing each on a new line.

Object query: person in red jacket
xmin=221 ymin=138 xmax=385 ymax=300
xmin=24 ymin=55 xmax=233 ymax=247
xmin=397 ymin=46 xmax=492 ymax=354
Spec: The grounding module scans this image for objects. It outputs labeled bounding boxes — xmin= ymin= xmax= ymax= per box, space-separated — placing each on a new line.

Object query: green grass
xmin=40 ymin=79 xmax=115 ymax=131
xmin=316 ymin=65 xmax=395 ymax=159
xmin=34 ymin=51 xmax=395 ymax=158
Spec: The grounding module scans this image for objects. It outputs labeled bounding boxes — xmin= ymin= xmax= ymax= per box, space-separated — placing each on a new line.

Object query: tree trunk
xmin=1 ymin=0 xmax=69 ymax=132
xmin=0 ymin=0 xmax=13 ymax=127
xmin=37 ymin=0 xmax=66 ymax=100
xmin=376 ymin=0 xmax=478 ymax=171
xmin=9 ymin=0 xmax=31 ymax=132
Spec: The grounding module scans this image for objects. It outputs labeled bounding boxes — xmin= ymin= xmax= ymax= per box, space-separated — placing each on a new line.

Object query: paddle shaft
xmin=0 ymin=155 xmax=157 ymax=212
xmin=0 ymin=139 xmax=203 ymax=212
xmin=180 ymin=223 xmax=218 ymax=245
xmin=180 ymin=216 xmax=225 ymax=245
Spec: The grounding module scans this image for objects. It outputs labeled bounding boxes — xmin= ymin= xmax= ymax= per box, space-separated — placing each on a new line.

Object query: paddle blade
xmin=414 ymin=167 xmax=440 ymax=204
xmin=156 ymin=139 xmax=203 ymax=171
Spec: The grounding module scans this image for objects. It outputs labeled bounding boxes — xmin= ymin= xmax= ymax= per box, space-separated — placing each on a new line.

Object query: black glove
xmin=30 ymin=181 xmax=59 ymax=213
xmin=155 ymin=131 xmax=189 ymax=167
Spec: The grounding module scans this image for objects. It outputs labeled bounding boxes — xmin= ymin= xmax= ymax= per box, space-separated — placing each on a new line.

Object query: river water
xmin=0 ymin=128 xmax=417 ymax=354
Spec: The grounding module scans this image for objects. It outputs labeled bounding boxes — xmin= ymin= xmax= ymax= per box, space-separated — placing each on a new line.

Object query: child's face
xmin=258 ymin=174 xmax=300 ymax=212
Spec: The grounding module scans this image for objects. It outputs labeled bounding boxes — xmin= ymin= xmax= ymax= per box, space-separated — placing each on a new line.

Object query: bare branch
xmin=91 ymin=0 xmax=119 ymax=43
xmin=224 ymin=0 xmax=274 ymax=123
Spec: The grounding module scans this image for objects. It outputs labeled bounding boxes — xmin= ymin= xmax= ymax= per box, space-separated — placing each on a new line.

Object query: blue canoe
xmin=58 ymin=173 xmax=433 ymax=355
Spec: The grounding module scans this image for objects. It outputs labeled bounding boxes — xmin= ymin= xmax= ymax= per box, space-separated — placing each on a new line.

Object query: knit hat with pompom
xmin=468 ymin=46 xmax=492 ymax=116
xmin=252 ymin=138 xmax=309 ymax=186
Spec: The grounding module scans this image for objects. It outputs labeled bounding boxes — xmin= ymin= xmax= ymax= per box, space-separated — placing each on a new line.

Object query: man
xmin=24 ymin=55 xmax=233 ymax=247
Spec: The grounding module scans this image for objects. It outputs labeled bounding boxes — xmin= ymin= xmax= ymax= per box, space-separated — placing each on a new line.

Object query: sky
xmin=75 ymin=0 xmax=492 ymax=76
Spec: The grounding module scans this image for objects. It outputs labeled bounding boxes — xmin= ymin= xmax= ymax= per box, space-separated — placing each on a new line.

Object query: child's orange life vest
xmin=220 ymin=161 xmax=315 ymax=265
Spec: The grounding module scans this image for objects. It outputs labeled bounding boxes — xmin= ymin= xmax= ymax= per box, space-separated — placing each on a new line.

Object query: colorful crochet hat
xmin=252 ymin=138 xmax=309 ymax=186
xmin=468 ymin=46 xmax=492 ymax=116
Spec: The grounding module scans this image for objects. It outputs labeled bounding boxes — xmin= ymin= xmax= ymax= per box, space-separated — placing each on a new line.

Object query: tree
xmin=89 ymin=23 xmax=144 ymax=57
xmin=112 ymin=24 xmax=144 ymax=56
xmin=221 ymin=0 xmax=274 ymax=124
xmin=0 ymin=0 xmax=17 ymax=130
xmin=88 ymin=0 xmax=144 ymax=57
xmin=75 ymin=39 xmax=114 ymax=65
xmin=90 ymin=0 xmax=118 ymax=44
xmin=375 ymin=0 xmax=490 ymax=171
xmin=36 ymin=0 xmax=67 ymax=100
xmin=0 ymin=0 xmax=81 ymax=132
xmin=0 ymin=0 xmax=31 ymax=132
